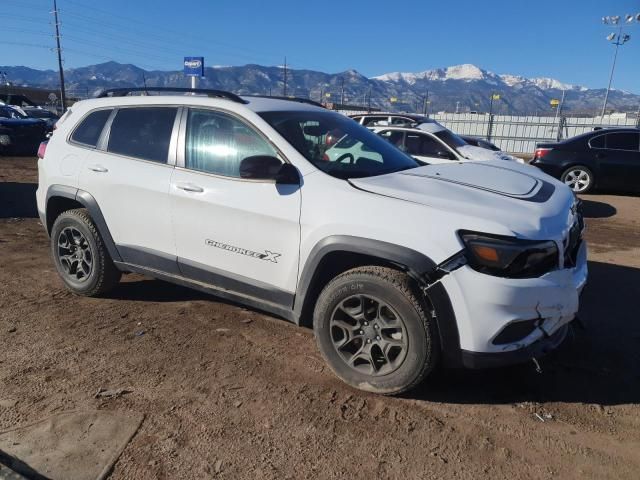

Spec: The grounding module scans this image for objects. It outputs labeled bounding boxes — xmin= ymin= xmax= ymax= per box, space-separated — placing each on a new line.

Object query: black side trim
xmin=427 ymin=281 xmax=463 ymax=367
xmin=115 ymin=261 xmax=295 ymax=322
xmin=294 ymin=235 xmax=463 ymax=365
xmin=118 ymin=245 xmax=180 ymax=276
xmin=461 ymin=323 xmax=569 ymax=369
xmin=296 ymin=236 xmax=438 ymax=312
xmin=45 ymin=185 xmax=122 ymax=262
xmin=178 ymin=257 xmax=294 ymax=308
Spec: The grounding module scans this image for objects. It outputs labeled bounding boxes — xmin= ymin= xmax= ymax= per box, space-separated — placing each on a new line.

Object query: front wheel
xmin=50 ymin=208 xmax=121 ymax=296
xmin=314 ymin=266 xmax=439 ymax=395
xmin=561 ymin=165 xmax=594 ymax=193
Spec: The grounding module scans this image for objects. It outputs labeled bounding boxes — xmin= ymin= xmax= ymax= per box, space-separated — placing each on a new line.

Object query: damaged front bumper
xmin=441 ymin=240 xmax=588 ymax=368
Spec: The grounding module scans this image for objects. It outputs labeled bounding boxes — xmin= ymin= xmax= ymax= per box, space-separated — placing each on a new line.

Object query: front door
xmin=170 ymin=108 xmax=301 ymax=307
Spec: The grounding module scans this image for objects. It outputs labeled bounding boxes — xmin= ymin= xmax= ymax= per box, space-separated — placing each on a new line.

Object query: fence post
xmin=556 ymin=115 xmax=566 ymax=142
xmin=487 ymin=113 xmax=494 ymax=142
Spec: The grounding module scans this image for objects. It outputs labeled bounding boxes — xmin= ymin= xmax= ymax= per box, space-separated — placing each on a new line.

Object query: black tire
xmin=50 ymin=208 xmax=121 ymax=296
xmin=314 ymin=266 xmax=439 ymax=395
xmin=560 ymin=165 xmax=594 ymax=194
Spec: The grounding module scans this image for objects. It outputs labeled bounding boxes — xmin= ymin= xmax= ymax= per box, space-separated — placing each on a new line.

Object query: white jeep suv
xmin=37 ymin=88 xmax=587 ymax=395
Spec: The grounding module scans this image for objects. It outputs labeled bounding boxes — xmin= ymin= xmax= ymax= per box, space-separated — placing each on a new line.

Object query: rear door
xmin=78 ymin=106 xmax=179 ymax=272
xmin=169 ymin=108 xmax=301 ymax=305
xmin=599 ymin=132 xmax=640 ymax=190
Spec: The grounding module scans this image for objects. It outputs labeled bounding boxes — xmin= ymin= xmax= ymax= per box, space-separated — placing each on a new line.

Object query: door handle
xmin=88 ymin=164 xmax=108 ymax=173
xmin=175 ymin=182 xmax=204 ymax=193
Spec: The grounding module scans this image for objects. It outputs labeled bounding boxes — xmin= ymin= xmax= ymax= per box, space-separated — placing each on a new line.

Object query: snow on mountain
xmin=374 ymin=64 xmax=588 ymax=91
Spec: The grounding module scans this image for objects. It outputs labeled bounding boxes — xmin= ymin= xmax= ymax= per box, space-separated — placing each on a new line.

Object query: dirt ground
xmin=1 ymin=156 xmax=639 ymax=480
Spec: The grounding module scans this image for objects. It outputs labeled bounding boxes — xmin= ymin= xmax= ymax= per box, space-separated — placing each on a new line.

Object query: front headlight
xmin=459 ymin=231 xmax=559 ymax=278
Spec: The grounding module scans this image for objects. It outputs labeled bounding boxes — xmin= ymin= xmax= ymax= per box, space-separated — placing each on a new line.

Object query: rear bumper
xmin=530 ymin=161 xmax=563 ymax=179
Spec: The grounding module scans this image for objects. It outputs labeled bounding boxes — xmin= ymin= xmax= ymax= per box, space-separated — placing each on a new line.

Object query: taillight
xmin=534 ymin=147 xmax=551 ymax=159
xmin=37 ymin=141 xmax=48 ymax=159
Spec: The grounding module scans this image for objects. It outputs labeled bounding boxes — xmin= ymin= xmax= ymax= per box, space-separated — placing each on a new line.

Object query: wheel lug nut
xmin=375 ymin=335 xmax=381 ymax=341
xmin=374 ymin=324 xmax=379 ymax=329
xmin=358 ymin=330 xmax=364 ymax=335
xmin=363 ymin=322 xmax=368 ymax=326
xmin=366 ymin=338 xmax=372 ymax=344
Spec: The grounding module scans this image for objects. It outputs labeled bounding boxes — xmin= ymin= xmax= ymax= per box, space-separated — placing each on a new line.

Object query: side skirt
xmin=114 ymin=261 xmax=297 ymax=324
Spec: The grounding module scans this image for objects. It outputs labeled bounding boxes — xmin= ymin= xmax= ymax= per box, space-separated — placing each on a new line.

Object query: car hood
xmin=350 ymin=161 xmax=576 ymax=239
xmin=457 ymin=144 xmax=523 ymax=163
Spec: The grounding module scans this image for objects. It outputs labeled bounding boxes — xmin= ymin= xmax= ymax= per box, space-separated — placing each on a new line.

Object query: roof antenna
xmin=142 ymin=72 xmax=148 ymax=95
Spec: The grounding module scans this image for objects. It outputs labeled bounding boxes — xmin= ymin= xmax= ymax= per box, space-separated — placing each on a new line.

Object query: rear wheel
xmin=561 ymin=165 xmax=594 ymax=193
xmin=50 ymin=208 xmax=121 ymax=296
xmin=314 ymin=266 xmax=439 ymax=395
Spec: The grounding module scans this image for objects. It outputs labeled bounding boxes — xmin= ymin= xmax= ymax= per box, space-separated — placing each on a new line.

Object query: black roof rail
xmin=96 ymin=87 xmax=248 ymax=104
xmin=243 ymin=95 xmax=325 ymax=108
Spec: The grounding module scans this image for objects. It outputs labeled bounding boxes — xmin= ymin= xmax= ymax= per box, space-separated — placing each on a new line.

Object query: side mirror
xmin=239 ymin=155 xmax=299 ymax=184
xmin=436 ymin=150 xmax=455 ymax=160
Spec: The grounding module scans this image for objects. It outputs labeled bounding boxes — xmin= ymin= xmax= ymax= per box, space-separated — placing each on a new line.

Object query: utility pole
xmin=423 ymin=90 xmax=430 ymax=117
xmin=340 ymin=77 xmax=344 ymax=105
xmin=282 ymin=57 xmax=287 ymax=96
xmin=52 ymin=0 xmax=67 ymax=112
xmin=367 ymin=86 xmax=372 ymax=112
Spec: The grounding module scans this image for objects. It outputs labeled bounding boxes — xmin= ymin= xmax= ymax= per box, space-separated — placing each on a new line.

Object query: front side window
xmin=605 ymin=132 xmax=640 ymax=152
xmin=259 ymin=110 xmax=419 ymax=179
xmin=71 ymin=109 xmax=112 ymax=147
xmin=185 ymin=109 xmax=278 ymax=177
xmin=107 ymin=107 xmax=177 ymax=162
xmin=433 ymin=129 xmax=467 ymax=150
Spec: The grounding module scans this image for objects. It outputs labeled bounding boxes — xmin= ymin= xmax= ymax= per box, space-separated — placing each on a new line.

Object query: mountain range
xmin=1 ymin=62 xmax=638 ymax=115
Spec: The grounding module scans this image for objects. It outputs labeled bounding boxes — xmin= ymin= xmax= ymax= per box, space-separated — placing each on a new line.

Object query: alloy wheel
xmin=329 ymin=294 xmax=408 ymax=376
xmin=563 ymin=169 xmax=591 ymax=193
xmin=57 ymin=227 xmax=93 ymax=282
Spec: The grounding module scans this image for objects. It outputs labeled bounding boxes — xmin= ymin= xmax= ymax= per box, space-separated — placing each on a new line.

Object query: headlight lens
xmin=459 ymin=231 xmax=559 ymax=278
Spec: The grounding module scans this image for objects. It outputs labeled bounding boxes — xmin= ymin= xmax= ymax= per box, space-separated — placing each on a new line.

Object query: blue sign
xmin=184 ymin=57 xmax=204 ymax=77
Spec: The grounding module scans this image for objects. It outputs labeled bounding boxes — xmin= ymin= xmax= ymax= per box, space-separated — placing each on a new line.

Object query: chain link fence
xmin=429 ymin=112 xmax=639 ymax=155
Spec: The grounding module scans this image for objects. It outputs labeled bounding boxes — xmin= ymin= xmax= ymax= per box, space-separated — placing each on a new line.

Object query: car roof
xmin=372 ymin=122 xmax=446 ymax=134
xmin=563 ymin=127 xmax=640 ymax=143
xmin=67 ymin=94 xmax=328 ymax=114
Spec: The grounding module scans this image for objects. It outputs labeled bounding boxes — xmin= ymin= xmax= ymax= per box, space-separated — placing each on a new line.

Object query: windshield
xmin=434 ymin=129 xmax=467 ymax=150
xmin=259 ymin=110 xmax=419 ymax=179
xmin=0 ymin=107 xmax=27 ymax=119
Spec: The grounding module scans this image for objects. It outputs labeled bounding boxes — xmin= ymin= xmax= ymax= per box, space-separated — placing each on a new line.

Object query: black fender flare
xmin=45 ymin=185 xmax=122 ymax=262
xmin=293 ymin=235 xmax=462 ymax=367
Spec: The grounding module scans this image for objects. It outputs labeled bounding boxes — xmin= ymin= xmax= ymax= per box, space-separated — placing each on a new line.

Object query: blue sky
xmin=1 ymin=0 xmax=639 ymax=92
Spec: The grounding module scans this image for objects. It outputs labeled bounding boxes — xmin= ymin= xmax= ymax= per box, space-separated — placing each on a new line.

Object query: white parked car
xmin=369 ymin=123 xmax=525 ymax=164
xmin=37 ymin=88 xmax=587 ymax=395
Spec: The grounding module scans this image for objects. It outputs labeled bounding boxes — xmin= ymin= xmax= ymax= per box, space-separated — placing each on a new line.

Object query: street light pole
xmin=600 ymin=14 xmax=637 ymax=116
xmin=601 ymin=26 xmax=623 ymax=116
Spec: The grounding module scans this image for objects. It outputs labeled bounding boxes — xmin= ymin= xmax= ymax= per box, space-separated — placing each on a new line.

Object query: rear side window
xmin=107 ymin=107 xmax=177 ymax=163
xmin=363 ymin=116 xmax=387 ymax=126
xmin=605 ymin=132 xmax=640 ymax=151
xmin=71 ymin=109 xmax=112 ymax=147
xmin=405 ymin=133 xmax=446 ymax=157
xmin=589 ymin=135 xmax=605 ymax=149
